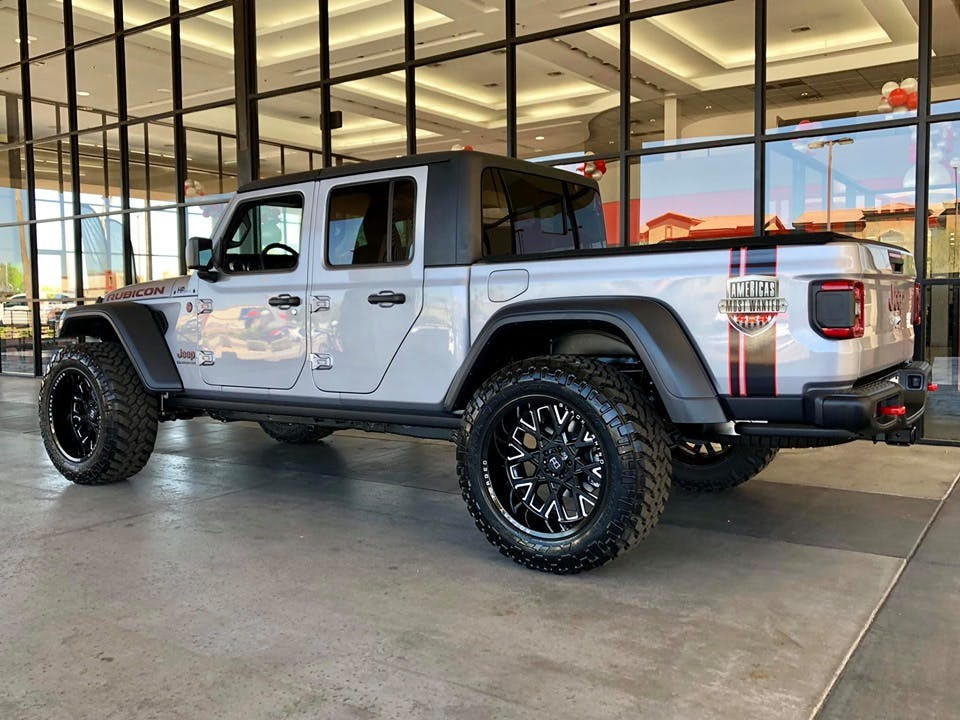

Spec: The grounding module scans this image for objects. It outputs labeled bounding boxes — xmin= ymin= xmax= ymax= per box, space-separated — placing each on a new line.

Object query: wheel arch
xmin=57 ymin=303 xmax=183 ymax=393
xmin=443 ymin=297 xmax=727 ymax=424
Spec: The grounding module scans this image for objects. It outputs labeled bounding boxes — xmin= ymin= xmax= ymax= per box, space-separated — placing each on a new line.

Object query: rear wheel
xmin=670 ymin=441 xmax=777 ymax=492
xmin=457 ymin=355 xmax=671 ymax=574
xmin=39 ymin=342 xmax=158 ymax=484
xmin=259 ymin=421 xmax=332 ymax=444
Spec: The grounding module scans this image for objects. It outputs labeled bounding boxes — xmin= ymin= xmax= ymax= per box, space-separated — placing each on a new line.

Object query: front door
xmin=198 ymin=184 xmax=314 ymax=389
xmin=309 ymin=166 xmax=426 ymax=393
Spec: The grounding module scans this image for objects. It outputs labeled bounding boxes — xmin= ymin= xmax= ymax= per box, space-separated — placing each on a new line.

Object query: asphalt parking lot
xmin=1 ymin=375 xmax=958 ymax=720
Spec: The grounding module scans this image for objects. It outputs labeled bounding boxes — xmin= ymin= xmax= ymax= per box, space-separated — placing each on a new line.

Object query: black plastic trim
xmin=442 ymin=296 xmax=727 ymax=424
xmin=58 ymin=303 xmax=183 ymax=393
xmin=165 ymin=394 xmax=460 ymax=430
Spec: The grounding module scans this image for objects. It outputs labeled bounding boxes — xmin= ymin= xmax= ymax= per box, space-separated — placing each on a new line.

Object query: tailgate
xmin=857 ymin=244 xmax=916 ymax=377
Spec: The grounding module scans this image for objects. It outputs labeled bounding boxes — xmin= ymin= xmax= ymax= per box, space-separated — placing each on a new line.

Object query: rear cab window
xmin=481 ymin=168 xmax=606 ymax=259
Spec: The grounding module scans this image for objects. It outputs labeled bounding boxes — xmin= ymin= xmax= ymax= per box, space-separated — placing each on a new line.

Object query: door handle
xmin=268 ymin=294 xmax=301 ymax=308
xmin=367 ymin=291 xmax=406 ymax=306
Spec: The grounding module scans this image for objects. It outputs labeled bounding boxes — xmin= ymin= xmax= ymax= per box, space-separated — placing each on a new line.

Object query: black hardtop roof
xmin=238 ymin=150 xmax=600 ymax=194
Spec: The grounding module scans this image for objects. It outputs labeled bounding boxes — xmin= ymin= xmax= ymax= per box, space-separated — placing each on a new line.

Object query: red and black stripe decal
xmin=727 ymin=246 xmax=779 ymax=397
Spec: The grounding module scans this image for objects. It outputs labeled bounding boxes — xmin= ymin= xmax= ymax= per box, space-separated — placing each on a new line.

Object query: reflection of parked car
xmin=1 ymin=293 xmax=30 ymax=326
xmin=43 ymin=294 xmax=74 ymax=329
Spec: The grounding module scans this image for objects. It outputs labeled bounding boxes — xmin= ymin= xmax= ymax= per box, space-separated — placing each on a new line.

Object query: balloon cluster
xmin=578 ymin=159 xmax=607 ymax=180
xmin=184 ymin=178 xmax=205 ymax=198
xmin=878 ymin=78 xmax=918 ymax=113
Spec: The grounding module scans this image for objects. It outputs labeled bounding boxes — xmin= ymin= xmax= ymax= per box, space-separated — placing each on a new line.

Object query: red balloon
xmin=889 ymin=87 xmax=908 ymax=107
xmin=907 ymin=91 xmax=919 ymax=110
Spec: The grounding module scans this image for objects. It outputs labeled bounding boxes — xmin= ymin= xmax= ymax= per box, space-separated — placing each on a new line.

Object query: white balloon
xmin=877 ymin=100 xmax=893 ymax=113
xmin=881 ymin=81 xmax=900 ymax=98
xmin=900 ymin=77 xmax=919 ymax=94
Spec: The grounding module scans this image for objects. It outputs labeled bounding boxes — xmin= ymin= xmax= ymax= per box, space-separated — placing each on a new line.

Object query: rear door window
xmin=327 ymin=178 xmax=416 ymax=267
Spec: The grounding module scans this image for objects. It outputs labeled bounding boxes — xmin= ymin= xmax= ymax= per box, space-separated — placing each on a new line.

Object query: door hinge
xmin=310 ymin=353 xmax=333 ymax=370
xmin=198 ymin=350 xmax=215 ymax=366
xmin=310 ymin=295 xmax=331 ymax=313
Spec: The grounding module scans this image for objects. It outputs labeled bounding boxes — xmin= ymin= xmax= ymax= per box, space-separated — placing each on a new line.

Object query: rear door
xmin=309 ymin=166 xmax=426 ymax=393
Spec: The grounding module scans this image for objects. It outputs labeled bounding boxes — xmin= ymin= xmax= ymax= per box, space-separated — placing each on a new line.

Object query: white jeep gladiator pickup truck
xmin=39 ymin=151 xmax=931 ymax=573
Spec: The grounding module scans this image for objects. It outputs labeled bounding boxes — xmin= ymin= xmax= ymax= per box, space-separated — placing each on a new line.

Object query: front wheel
xmin=39 ymin=342 xmax=159 ymax=484
xmin=457 ymin=356 xmax=671 ymax=574
xmin=670 ymin=441 xmax=777 ymax=492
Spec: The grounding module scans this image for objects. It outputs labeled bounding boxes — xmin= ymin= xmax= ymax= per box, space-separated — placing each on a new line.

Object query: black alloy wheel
xmin=47 ymin=367 xmax=102 ymax=462
xmin=481 ymin=395 xmax=606 ymax=539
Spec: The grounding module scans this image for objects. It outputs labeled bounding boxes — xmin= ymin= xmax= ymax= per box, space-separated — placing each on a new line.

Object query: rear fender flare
xmin=444 ymin=297 xmax=726 ymax=424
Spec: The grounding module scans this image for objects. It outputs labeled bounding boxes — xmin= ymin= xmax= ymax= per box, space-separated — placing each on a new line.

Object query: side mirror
xmin=186 ymin=236 xmax=213 ymax=270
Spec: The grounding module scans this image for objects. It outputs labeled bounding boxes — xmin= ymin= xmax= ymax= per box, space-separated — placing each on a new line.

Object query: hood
xmin=100 ymin=276 xmax=193 ymax=303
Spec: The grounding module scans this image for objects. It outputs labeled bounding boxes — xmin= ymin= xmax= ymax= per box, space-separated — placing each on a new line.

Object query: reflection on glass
xmin=331 ymin=78 xmax=407 ymax=161
xmin=766 ymin=126 xmax=916 ymax=254
xmin=30 ymin=55 xmax=68 ymax=140
xmin=518 ymin=30 xmax=620 ymax=158
xmin=130 ymin=208 xmax=181 ymax=282
xmin=630 ymin=145 xmax=754 ymax=245
xmin=766 ymin=0 xmax=920 ymax=132
xmin=81 ymin=214 xmax=124 ymax=297
xmin=180 ymin=10 xmax=235 ymax=108
xmin=0 ymin=66 xmax=23 ymax=141
xmin=78 ymin=129 xmax=123 ymax=211
xmin=256 ymin=0 xmax=320 ymax=91
xmin=74 ymin=40 xmax=118 ymax=130
xmin=125 ymin=28 xmax=173 ymax=118
xmin=416 ymin=53 xmax=506 ymax=155
xmin=932 ymin=0 xmax=960 ymax=113
xmin=329 ymin=0 xmax=404 ymax=78
xmin=0 ymin=207 xmax=31 ymax=372
xmin=924 ymin=285 xmax=960 ymax=441
xmin=145 ymin=122 xmax=177 ymax=205
xmin=927 ymin=120 xmax=960 ymax=277
xmin=72 ymin=2 xmax=113 ymax=43
xmin=258 ymin=90 xmax=323 ymax=176
xmin=415 ymin=1 xmax=503 ymax=56
xmin=629 ymin=0 xmax=754 ymax=149
xmin=185 ymin=106 xmax=237 ymax=200
xmin=33 ymin=139 xmax=73 ymax=213
xmin=25 ymin=3 xmax=65 ymax=57
xmin=517 ymin=0 xmax=670 ymax=36
xmin=36 ymin=220 xmax=75 ymax=304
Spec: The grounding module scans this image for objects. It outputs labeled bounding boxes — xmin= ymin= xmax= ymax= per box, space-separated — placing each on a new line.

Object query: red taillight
xmin=814 ymin=279 xmax=864 ymax=339
xmin=913 ymin=282 xmax=922 ymax=326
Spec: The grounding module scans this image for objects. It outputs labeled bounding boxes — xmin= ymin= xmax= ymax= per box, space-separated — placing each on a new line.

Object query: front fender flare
xmin=58 ymin=303 xmax=183 ymax=393
xmin=444 ymin=297 xmax=726 ymax=424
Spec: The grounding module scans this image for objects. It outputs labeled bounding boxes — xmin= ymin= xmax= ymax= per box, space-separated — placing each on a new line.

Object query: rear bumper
xmin=805 ymin=361 xmax=931 ymax=445
xmin=730 ymin=361 xmax=931 ymax=446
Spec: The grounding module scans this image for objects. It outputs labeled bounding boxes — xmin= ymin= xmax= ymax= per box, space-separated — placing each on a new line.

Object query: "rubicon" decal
xmin=103 ymin=285 xmax=167 ymax=302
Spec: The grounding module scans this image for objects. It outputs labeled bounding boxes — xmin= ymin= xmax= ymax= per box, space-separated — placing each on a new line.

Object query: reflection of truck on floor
xmin=38 ymin=151 xmax=933 ymax=574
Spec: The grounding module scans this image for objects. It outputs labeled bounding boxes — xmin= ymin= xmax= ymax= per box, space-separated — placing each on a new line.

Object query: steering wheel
xmin=260 ymin=242 xmax=299 ymax=260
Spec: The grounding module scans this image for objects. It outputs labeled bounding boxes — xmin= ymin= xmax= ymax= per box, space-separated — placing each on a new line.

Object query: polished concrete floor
xmin=1 ymin=375 xmax=958 ymax=720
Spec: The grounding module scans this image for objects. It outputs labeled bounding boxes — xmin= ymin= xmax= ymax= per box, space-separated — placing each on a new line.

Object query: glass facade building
xmin=1 ymin=0 xmax=960 ymax=440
